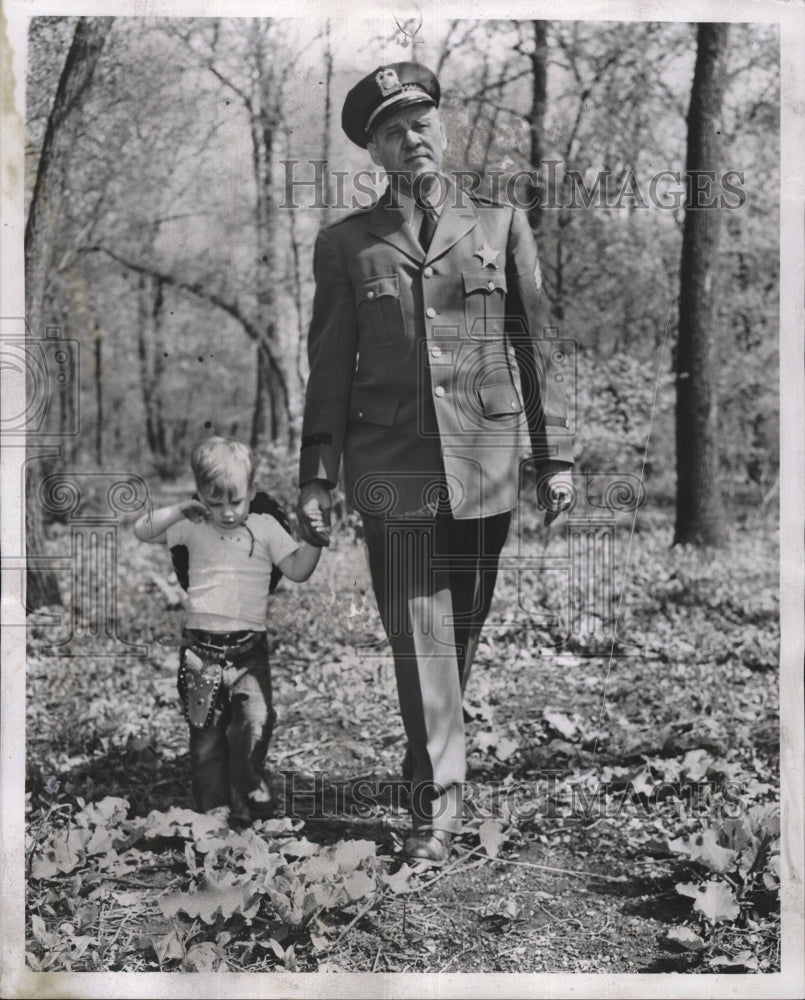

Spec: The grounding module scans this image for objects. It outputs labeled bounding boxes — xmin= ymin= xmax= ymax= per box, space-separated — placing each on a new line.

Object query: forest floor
xmin=24 ymin=499 xmax=781 ymax=977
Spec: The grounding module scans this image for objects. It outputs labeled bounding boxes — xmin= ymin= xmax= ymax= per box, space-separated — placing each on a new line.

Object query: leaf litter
xmin=25 ymin=511 xmax=780 ymax=972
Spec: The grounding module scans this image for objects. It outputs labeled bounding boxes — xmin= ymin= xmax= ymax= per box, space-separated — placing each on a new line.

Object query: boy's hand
xmin=297 ymin=481 xmax=332 ymax=547
xmin=180 ymin=498 xmax=210 ymax=523
xmin=303 ymin=499 xmax=331 ymax=540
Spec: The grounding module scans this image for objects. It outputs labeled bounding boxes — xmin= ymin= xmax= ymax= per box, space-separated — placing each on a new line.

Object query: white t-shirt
xmin=166 ymin=513 xmax=299 ymax=631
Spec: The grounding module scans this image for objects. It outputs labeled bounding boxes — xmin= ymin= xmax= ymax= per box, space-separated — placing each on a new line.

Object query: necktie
xmin=417 ymin=203 xmax=438 ymax=252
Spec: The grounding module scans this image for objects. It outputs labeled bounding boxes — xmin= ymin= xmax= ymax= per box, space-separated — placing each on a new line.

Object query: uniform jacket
xmin=300 ymin=184 xmax=574 ymax=519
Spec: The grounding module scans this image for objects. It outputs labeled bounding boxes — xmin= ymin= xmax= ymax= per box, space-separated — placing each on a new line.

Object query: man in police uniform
xmin=297 ymin=63 xmax=574 ymax=862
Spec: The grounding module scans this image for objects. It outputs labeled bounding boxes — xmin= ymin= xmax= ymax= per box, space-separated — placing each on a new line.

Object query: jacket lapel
xmin=368 ymin=192 xmax=424 ymax=264
xmin=426 ymin=192 xmax=478 ymax=263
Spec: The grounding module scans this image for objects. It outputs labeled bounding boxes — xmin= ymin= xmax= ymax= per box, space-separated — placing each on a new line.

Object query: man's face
xmin=367 ymin=105 xmax=446 ymax=191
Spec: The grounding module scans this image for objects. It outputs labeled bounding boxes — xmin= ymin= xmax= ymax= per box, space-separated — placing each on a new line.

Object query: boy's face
xmin=198 ymin=472 xmax=252 ymax=531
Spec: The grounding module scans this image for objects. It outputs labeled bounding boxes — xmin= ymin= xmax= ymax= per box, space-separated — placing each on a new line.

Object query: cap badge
xmin=375 ymin=67 xmax=402 ymax=97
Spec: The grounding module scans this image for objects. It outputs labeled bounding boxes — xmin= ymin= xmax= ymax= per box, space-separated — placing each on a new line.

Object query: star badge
xmin=474 ymin=243 xmax=500 ymax=268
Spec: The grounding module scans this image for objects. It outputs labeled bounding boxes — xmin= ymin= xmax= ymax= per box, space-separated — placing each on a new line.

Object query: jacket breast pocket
xmin=463 ymin=270 xmax=508 ymax=340
xmin=357 ymin=274 xmax=406 ymax=347
xmin=478 ymin=381 xmax=523 ymax=420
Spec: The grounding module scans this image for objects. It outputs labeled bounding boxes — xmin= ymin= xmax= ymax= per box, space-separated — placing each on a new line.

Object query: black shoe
xmin=403 ymin=828 xmax=452 ymax=864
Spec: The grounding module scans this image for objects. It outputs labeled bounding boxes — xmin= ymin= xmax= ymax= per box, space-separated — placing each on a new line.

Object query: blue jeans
xmin=179 ymin=630 xmax=275 ymax=818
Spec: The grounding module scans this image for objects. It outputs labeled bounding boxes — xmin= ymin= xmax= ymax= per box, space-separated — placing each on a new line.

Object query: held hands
xmin=536 ymin=465 xmax=574 ymax=526
xmin=297 ymin=480 xmax=332 ymax=547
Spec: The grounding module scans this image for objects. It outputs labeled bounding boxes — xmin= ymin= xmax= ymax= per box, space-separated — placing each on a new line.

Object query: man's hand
xmin=297 ymin=480 xmax=333 ymax=547
xmin=536 ymin=464 xmax=575 ymax=526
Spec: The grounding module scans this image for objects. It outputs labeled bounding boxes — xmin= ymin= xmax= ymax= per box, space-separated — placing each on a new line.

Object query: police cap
xmin=341 ymin=62 xmax=440 ymax=148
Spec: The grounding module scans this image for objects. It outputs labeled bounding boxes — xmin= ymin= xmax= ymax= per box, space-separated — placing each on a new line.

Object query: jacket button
xmin=426 ymin=307 xmax=437 ymax=318
xmin=358 ymin=410 xmax=364 ymax=418
xmin=423 ymin=266 xmax=434 ymax=278
xmin=431 ymin=346 xmax=442 ymax=358
xmin=487 ymin=280 xmax=496 ymax=290
xmin=434 ymin=385 xmax=445 ymax=397
xmin=510 ymin=400 xmax=518 ymax=409
xmin=366 ymin=291 xmax=375 ymax=300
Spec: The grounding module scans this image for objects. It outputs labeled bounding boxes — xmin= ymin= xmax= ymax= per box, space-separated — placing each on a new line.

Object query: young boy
xmin=134 ymin=436 xmax=326 ymax=824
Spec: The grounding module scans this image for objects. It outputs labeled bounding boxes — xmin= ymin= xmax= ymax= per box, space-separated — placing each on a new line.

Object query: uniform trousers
xmin=362 ymin=509 xmax=511 ymax=832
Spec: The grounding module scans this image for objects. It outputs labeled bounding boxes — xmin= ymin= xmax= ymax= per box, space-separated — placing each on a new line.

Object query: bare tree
xmin=24 ymin=16 xmax=113 ymax=609
xmin=674 ymin=23 xmax=730 ymax=546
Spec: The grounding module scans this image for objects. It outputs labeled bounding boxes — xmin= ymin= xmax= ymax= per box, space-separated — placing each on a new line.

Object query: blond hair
xmin=191 ymin=436 xmax=254 ymax=498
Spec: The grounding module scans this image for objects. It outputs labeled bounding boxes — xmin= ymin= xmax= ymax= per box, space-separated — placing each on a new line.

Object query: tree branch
xmin=81 ymin=244 xmax=260 ymax=341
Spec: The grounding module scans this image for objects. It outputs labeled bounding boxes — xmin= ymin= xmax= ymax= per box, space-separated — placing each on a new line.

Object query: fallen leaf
xmin=152 ymin=927 xmax=184 ymax=964
xmin=479 ymin=819 xmax=507 ymax=858
xmin=297 ymin=854 xmax=340 ymax=882
xmin=331 ymin=839 xmax=376 ymax=871
xmin=341 ymin=870 xmax=375 ymax=902
xmin=709 ymin=950 xmax=759 ymax=971
xmin=680 ymin=749 xmax=710 ymax=782
xmin=677 ymin=880 xmax=740 ymax=924
xmin=664 ymin=925 xmax=706 ymax=951
xmin=30 ymin=914 xmax=51 ymax=948
xmin=277 ymin=837 xmax=320 ymax=858
xmin=378 ymin=864 xmax=418 ymax=894
xmin=629 ymin=768 xmax=655 ymax=798
xmin=543 ymin=709 xmax=578 ymax=741
xmin=85 ymin=827 xmax=116 ymax=856
xmin=268 ymin=937 xmax=286 ymax=961
xmin=74 ymin=903 xmax=99 ymax=932
xmin=493 ymin=737 xmax=519 ymax=761
xmin=254 ymin=817 xmax=298 ymax=836
xmin=159 ymin=882 xmax=257 ymax=924
xmin=81 ymin=797 xmax=130 ymax=828
xmin=668 ymin=829 xmax=736 ymax=873
xmin=183 ymin=941 xmax=224 ymax=972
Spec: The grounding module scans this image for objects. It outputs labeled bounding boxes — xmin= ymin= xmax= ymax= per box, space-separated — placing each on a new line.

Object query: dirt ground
xmin=24 ymin=503 xmax=781 ymax=975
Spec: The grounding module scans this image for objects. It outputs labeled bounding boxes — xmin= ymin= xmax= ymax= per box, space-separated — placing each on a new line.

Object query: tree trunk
xmin=321 ymin=19 xmax=334 ymax=225
xmin=674 ymin=23 xmax=729 ymax=547
xmin=24 ymin=17 xmax=113 ymax=609
xmin=25 ymin=18 xmax=113 ymax=341
xmin=136 ymin=272 xmax=169 ymax=465
xmin=25 ymin=458 xmax=62 ymax=610
xmin=248 ymin=24 xmax=292 ymax=451
xmin=94 ymin=323 xmax=103 ymax=464
xmin=251 ymin=335 xmax=290 ymax=451
xmin=527 ymin=20 xmax=548 ymax=233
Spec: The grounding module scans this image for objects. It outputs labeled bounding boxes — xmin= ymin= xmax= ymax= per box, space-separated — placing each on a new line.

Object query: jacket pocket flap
xmin=359 ymin=274 xmax=400 ymax=304
xmin=463 ymin=270 xmax=508 ymax=295
xmin=478 ymin=382 xmax=522 ymax=416
xmin=348 ymin=392 xmax=400 ymax=426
